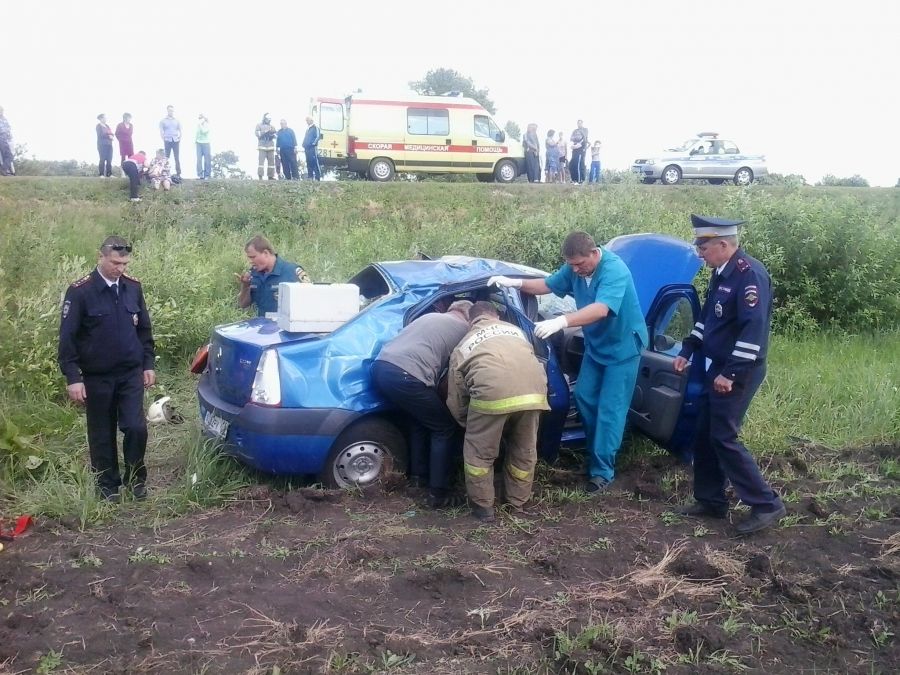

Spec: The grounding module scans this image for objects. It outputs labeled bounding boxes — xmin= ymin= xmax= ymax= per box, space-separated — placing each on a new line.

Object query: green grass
xmin=0 ymin=177 xmax=897 ymax=522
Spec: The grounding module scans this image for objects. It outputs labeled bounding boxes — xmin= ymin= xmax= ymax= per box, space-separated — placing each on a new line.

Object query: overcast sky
xmin=4 ymin=0 xmax=898 ymax=185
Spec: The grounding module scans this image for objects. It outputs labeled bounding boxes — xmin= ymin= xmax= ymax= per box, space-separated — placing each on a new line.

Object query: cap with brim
xmin=691 ymin=214 xmax=745 ymax=244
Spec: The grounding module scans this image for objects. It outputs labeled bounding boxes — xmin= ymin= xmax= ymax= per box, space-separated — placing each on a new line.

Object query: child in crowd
xmin=556 ymin=131 xmax=568 ymax=183
xmin=147 ymin=149 xmax=172 ymax=191
xmin=589 ymin=140 xmax=602 ymax=183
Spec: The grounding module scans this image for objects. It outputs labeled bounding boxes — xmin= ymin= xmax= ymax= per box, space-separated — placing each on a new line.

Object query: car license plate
xmin=203 ymin=410 xmax=229 ymax=439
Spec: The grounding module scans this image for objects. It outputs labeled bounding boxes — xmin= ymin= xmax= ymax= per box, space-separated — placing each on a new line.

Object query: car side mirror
xmin=495 ymin=131 xmax=505 ymax=143
xmin=653 ymin=334 xmax=676 ymax=352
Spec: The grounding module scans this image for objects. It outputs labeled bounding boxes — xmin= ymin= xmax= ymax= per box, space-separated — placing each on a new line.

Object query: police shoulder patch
xmin=122 ymin=272 xmax=141 ymax=284
xmin=62 ymin=300 xmax=71 ymax=319
xmin=297 ymin=267 xmax=312 ymax=284
xmin=744 ymin=284 xmax=759 ymax=308
xmin=71 ymin=274 xmax=91 ymax=288
xmin=736 ymin=258 xmax=751 ymax=273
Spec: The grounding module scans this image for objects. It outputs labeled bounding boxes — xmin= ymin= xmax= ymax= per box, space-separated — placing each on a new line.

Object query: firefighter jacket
xmin=447 ymin=316 xmax=549 ymax=425
xmin=255 ymin=122 xmax=277 ymax=150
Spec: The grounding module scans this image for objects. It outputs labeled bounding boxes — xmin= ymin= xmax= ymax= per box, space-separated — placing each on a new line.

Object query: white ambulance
xmin=310 ymin=93 xmax=525 ymax=182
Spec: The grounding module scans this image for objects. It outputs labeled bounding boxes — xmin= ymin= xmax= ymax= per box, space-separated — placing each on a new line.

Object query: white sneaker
xmin=130 ymin=197 xmax=142 ymax=202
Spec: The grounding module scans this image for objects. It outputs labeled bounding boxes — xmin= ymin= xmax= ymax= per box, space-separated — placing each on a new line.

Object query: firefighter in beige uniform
xmin=446 ymin=302 xmax=549 ymax=522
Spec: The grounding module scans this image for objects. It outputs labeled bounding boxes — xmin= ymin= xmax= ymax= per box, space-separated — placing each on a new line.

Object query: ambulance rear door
xmin=311 ymin=97 xmax=348 ymax=168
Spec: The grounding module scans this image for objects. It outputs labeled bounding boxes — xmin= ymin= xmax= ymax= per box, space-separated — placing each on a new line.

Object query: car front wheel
xmin=733 ymin=167 xmax=754 ymax=186
xmin=661 ymin=165 xmax=682 ymax=185
xmin=368 ymin=157 xmax=395 ymax=182
xmin=320 ymin=418 xmax=408 ymax=489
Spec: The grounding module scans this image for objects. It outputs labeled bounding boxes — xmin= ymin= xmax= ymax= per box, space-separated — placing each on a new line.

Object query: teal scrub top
xmin=544 ymin=247 xmax=648 ymax=364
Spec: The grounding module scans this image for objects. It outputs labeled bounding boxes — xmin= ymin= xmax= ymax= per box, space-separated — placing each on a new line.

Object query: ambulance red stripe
xmin=353 ymin=142 xmax=508 ymax=154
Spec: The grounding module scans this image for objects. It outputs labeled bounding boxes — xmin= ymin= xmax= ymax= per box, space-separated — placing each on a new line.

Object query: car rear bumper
xmin=197 ymin=375 xmax=360 ymax=474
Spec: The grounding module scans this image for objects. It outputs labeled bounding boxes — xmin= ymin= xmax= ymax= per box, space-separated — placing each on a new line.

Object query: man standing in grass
xmin=159 ymin=105 xmax=182 ymax=178
xmin=489 ymin=231 xmax=647 ymax=495
xmin=673 ymin=215 xmax=786 ymax=535
xmin=58 ymin=237 xmax=156 ymax=502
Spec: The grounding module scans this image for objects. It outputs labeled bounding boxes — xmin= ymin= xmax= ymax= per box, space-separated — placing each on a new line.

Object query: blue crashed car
xmin=197 ymin=233 xmax=704 ymax=487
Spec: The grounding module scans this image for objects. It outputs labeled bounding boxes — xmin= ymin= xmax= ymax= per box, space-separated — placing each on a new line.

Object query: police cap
xmin=690 ymin=214 xmax=745 ymax=245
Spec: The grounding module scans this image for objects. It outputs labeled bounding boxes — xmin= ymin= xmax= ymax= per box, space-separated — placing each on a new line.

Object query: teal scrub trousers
xmin=574 ymin=354 xmax=641 ymax=481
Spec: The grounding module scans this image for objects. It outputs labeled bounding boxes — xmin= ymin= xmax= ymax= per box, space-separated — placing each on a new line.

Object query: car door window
xmin=474 ymin=115 xmax=491 ymax=138
xmin=722 ymin=141 xmax=739 ymax=154
xmin=319 ymin=103 xmax=344 ymax=132
xmin=651 ymin=296 xmax=694 ymax=354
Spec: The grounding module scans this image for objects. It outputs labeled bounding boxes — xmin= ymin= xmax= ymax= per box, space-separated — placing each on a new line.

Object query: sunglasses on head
xmin=106 ymin=244 xmax=132 ymax=253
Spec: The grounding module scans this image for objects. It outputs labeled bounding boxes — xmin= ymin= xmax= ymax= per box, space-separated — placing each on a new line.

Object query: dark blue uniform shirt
xmin=58 ymin=269 xmax=155 ymax=384
xmin=249 ymin=256 xmax=308 ymax=316
xmin=679 ymin=249 xmax=772 ymax=382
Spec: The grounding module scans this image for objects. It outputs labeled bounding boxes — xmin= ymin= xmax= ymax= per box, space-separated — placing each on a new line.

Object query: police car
xmin=195 ymin=234 xmax=705 ymax=488
xmin=632 ymin=133 xmax=768 ymax=186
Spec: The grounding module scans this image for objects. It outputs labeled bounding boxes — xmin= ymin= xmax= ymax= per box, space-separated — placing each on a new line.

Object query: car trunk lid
xmin=206 ymin=319 xmax=316 ymax=406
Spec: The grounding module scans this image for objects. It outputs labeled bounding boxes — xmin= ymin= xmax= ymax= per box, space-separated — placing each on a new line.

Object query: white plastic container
xmin=276 ymin=283 xmax=360 ymax=333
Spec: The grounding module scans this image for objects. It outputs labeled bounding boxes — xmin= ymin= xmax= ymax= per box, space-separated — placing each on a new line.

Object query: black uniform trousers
xmin=84 ymin=368 xmax=148 ymax=492
xmin=371 ymin=361 xmax=458 ymax=492
xmin=692 ymin=364 xmax=782 ymax=514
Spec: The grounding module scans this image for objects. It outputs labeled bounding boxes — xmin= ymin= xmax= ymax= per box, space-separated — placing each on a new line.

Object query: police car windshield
xmin=669 ymin=139 xmax=699 ymax=152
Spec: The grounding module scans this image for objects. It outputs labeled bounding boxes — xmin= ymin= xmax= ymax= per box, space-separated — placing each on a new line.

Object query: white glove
xmin=534 ymin=315 xmax=568 ymax=339
xmin=487 ymin=275 xmax=522 ymax=288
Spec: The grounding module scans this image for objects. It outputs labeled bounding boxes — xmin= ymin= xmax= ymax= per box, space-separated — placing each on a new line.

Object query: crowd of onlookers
xmin=522 ymin=119 xmax=602 ymax=184
xmin=88 ymin=106 xmax=324 ymax=201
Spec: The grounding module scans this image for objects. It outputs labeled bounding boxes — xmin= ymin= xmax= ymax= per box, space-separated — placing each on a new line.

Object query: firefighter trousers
xmin=463 ymin=409 xmax=540 ymax=509
xmin=258 ymin=149 xmax=275 ymax=179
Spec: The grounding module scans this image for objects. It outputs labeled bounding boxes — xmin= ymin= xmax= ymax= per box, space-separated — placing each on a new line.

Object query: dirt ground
xmin=1 ymin=443 xmax=898 ymax=674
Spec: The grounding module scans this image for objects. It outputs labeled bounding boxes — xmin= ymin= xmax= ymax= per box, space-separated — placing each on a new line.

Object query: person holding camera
xmin=255 ymin=113 xmax=278 ymax=180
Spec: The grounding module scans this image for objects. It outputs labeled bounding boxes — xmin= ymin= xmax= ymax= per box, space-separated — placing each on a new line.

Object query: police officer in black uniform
xmin=58 ymin=236 xmax=156 ymax=502
xmin=673 ymin=215 xmax=786 ymax=534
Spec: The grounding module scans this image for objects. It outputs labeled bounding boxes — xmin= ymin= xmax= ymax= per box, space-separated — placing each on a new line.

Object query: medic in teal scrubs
xmin=489 ymin=231 xmax=647 ymax=493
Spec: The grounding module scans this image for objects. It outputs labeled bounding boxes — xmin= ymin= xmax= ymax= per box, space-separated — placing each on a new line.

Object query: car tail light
xmin=189 ymin=343 xmax=210 ymax=374
xmin=348 ymin=135 xmax=357 ymax=159
xmin=250 ymin=349 xmax=281 ymax=407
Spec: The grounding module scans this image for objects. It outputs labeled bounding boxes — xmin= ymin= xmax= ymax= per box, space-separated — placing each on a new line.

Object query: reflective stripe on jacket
xmin=447 ymin=316 xmax=549 ymax=424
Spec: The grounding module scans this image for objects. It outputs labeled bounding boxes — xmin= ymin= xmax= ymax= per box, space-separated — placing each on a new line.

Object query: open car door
xmin=628 ymin=284 xmax=703 ymax=461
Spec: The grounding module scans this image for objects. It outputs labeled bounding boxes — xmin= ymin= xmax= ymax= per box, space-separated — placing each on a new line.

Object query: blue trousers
xmin=589 ymin=160 xmax=601 ymax=183
xmin=575 ymin=354 xmax=640 ymax=481
xmin=371 ymin=361 xmax=458 ymax=490
xmin=196 ymin=142 xmax=211 ymax=178
xmin=305 ymin=147 xmax=321 ymax=180
xmin=693 ymin=365 xmax=782 ymax=513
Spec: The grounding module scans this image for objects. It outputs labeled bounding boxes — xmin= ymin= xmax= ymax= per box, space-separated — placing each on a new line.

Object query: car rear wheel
xmin=494 ymin=159 xmax=517 ymax=183
xmin=642 ymin=177 xmax=657 ymax=184
xmin=733 ymin=167 xmax=754 ymax=186
xmin=661 ymin=165 xmax=682 ymax=185
xmin=707 ymin=178 xmax=725 ymax=185
xmin=368 ymin=157 xmax=395 ymax=182
xmin=321 ymin=418 xmax=408 ymax=489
